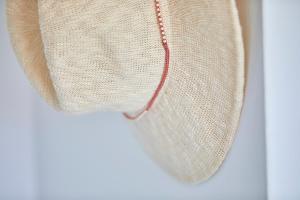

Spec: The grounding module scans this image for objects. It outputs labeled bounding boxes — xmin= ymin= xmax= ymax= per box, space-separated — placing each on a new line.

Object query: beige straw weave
xmin=6 ymin=0 xmax=244 ymax=183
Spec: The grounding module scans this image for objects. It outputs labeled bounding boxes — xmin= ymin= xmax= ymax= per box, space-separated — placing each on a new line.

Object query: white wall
xmin=0 ymin=1 xmax=38 ymax=199
xmin=263 ymin=1 xmax=300 ymax=199
xmin=0 ymin=1 xmax=268 ymax=199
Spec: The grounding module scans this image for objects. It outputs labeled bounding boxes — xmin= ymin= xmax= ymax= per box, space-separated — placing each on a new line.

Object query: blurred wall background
xmin=1 ymin=0 xmax=299 ymax=199
xmin=0 ymin=1 xmax=38 ymax=199
xmin=263 ymin=0 xmax=300 ymax=199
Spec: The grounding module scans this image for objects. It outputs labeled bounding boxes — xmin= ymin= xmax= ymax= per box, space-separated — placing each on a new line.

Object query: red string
xmin=123 ymin=0 xmax=169 ymax=120
xmin=123 ymin=42 xmax=170 ymax=120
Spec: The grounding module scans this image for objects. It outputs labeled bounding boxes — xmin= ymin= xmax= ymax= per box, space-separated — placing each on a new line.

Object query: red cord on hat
xmin=123 ymin=0 xmax=170 ymax=120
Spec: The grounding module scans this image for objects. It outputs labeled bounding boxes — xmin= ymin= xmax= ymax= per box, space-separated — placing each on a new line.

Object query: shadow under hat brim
xmin=6 ymin=0 xmax=60 ymax=108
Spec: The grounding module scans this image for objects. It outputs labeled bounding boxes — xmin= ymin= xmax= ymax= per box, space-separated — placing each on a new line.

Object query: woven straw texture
xmin=6 ymin=0 xmax=244 ymax=183
xmin=7 ymin=0 xmax=165 ymax=113
xmin=132 ymin=0 xmax=244 ymax=183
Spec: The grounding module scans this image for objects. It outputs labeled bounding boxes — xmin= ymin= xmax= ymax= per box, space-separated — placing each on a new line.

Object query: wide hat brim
xmin=6 ymin=0 xmax=244 ymax=183
xmin=131 ymin=1 xmax=244 ymax=183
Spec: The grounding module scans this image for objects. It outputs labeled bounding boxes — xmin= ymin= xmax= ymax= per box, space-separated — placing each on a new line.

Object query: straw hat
xmin=6 ymin=0 xmax=244 ymax=183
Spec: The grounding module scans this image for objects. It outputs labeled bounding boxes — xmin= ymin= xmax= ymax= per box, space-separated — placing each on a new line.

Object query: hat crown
xmin=38 ymin=0 xmax=167 ymax=113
